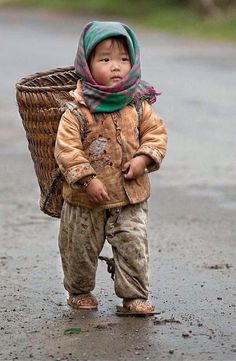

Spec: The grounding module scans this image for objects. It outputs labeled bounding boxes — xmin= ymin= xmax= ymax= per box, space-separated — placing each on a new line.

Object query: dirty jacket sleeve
xmin=135 ymin=101 xmax=167 ymax=172
xmin=54 ymin=109 xmax=96 ymax=187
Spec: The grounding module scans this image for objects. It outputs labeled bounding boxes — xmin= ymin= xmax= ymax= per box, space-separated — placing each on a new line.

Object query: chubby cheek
xmin=91 ymin=68 xmax=109 ymax=85
xmin=97 ymin=72 xmax=109 ymax=85
xmin=125 ymin=64 xmax=132 ymax=75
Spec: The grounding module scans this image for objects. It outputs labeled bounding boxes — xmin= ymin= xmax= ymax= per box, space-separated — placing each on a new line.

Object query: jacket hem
xmin=62 ymin=196 xmax=149 ymax=210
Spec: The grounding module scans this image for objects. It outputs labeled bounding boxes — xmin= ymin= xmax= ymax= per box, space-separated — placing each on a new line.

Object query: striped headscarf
xmin=74 ymin=21 xmax=159 ymax=113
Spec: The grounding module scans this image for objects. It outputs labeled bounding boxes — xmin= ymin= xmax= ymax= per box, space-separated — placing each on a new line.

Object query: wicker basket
xmin=16 ymin=66 xmax=79 ymax=218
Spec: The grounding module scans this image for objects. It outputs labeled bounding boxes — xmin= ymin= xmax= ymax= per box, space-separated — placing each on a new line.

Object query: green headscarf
xmin=74 ymin=21 xmax=158 ymax=113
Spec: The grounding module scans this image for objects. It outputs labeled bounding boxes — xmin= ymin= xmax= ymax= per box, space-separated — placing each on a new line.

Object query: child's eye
xmin=101 ymin=58 xmax=109 ymax=62
xmin=122 ymin=57 xmax=129 ymax=62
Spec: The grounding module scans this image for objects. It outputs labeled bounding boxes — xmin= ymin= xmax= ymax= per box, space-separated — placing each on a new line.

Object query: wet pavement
xmin=0 ymin=7 xmax=236 ymax=361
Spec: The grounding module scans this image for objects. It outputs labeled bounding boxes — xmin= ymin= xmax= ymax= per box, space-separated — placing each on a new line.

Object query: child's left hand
xmin=122 ymin=155 xmax=153 ymax=180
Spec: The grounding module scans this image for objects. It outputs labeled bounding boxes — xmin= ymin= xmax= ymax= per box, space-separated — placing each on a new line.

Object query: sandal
xmin=116 ymin=298 xmax=157 ymax=317
xmin=67 ymin=293 xmax=98 ymax=310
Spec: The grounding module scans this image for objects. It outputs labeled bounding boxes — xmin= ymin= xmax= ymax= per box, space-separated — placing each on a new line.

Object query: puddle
xmin=187 ymin=188 xmax=223 ymax=199
xmin=219 ymin=201 xmax=236 ymax=210
xmin=188 ymin=187 xmax=236 ymax=211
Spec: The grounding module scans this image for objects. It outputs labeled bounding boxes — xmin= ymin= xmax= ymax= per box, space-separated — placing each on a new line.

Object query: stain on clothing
xmin=58 ymin=201 xmax=149 ymax=299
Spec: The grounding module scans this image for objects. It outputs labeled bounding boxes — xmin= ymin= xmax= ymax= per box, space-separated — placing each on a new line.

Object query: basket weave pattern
xmin=16 ymin=66 xmax=78 ymax=217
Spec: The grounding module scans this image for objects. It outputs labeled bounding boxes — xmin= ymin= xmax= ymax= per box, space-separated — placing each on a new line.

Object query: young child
xmin=54 ymin=21 xmax=167 ymax=315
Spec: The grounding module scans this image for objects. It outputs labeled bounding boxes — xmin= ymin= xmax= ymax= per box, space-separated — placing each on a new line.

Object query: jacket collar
xmin=69 ymin=80 xmax=87 ymax=107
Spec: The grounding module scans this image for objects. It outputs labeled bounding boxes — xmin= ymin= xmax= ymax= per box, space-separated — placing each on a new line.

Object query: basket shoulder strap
xmin=137 ymin=103 xmax=143 ymax=128
xmin=54 ymin=92 xmax=87 ymax=140
xmin=64 ymin=101 xmax=87 ymax=141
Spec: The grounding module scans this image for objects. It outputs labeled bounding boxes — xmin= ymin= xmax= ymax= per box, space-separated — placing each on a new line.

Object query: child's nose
xmin=111 ymin=61 xmax=120 ymax=71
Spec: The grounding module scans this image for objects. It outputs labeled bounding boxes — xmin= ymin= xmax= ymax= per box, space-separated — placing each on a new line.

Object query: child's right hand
xmin=85 ymin=178 xmax=110 ymax=204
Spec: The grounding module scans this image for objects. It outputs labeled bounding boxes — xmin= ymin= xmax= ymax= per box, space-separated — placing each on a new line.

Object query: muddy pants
xmin=58 ymin=201 xmax=149 ymax=300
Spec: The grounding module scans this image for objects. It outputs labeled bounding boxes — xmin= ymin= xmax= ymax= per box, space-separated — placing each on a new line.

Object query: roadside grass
xmin=140 ymin=7 xmax=236 ymax=42
xmin=1 ymin=0 xmax=236 ymax=41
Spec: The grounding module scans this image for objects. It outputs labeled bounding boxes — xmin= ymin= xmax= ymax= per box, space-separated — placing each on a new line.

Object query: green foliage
xmin=64 ymin=327 xmax=81 ymax=335
xmin=2 ymin=0 xmax=236 ymax=41
xmin=139 ymin=5 xmax=236 ymax=41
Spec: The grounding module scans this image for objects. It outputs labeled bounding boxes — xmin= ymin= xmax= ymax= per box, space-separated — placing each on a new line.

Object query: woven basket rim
xmin=15 ymin=65 xmax=77 ymax=92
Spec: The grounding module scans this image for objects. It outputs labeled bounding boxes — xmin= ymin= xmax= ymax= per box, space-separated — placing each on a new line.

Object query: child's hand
xmin=85 ymin=178 xmax=110 ymax=203
xmin=122 ymin=155 xmax=152 ymax=180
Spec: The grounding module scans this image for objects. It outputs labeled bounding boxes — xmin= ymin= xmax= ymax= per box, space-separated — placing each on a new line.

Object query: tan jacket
xmin=55 ymin=87 xmax=167 ymax=209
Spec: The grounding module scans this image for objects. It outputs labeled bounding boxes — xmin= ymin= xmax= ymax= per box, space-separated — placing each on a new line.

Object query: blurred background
xmin=1 ymin=0 xmax=236 ymax=41
xmin=0 ymin=2 xmax=236 ymax=361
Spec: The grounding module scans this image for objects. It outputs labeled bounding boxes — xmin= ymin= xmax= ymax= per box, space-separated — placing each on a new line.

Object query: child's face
xmin=89 ymin=38 xmax=131 ymax=86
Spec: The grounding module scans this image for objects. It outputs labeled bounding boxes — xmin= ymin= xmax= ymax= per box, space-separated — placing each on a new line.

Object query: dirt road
xmin=0 ymin=7 xmax=235 ymax=361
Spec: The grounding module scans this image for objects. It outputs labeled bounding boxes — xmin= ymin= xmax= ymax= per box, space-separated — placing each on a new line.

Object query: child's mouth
xmin=111 ymin=76 xmax=121 ymax=81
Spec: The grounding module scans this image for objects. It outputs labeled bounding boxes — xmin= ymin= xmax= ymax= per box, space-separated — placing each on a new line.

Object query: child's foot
xmin=67 ymin=293 xmax=98 ymax=310
xmin=116 ymin=298 xmax=156 ymax=316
